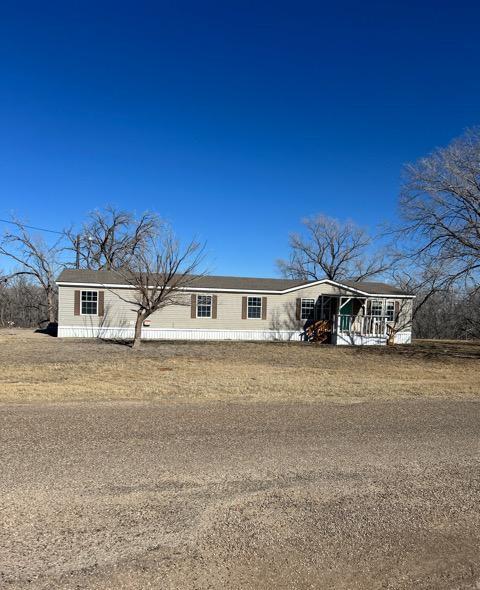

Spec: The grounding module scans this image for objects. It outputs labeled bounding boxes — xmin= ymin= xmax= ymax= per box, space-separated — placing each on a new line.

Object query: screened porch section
xmin=303 ymin=295 xmax=392 ymax=343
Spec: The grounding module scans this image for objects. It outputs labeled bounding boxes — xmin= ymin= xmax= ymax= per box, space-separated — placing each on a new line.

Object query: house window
xmin=301 ymin=298 xmax=315 ymax=320
xmin=368 ymin=299 xmax=383 ymax=316
xmin=81 ymin=290 xmax=98 ymax=315
xmin=247 ymin=297 xmax=262 ymax=319
xmin=386 ymin=300 xmax=397 ymax=322
xmin=197 ymin=295 xmax=212 ymax=318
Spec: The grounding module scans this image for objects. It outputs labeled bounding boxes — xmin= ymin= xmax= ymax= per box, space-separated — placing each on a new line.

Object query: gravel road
xmin=1 ymin=399 xmax=480 ymax=589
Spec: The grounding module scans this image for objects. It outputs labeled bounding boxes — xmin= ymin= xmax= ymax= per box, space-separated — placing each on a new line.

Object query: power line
xmin=0 ymin=218 xmax=64 ymax=236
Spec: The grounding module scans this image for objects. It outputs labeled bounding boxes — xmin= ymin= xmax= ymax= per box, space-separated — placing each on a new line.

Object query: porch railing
xmin=335 ymin=314 xmax=388 ymax=337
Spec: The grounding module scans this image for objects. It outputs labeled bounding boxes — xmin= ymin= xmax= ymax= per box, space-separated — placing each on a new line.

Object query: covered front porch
xmin=303 ymin=295 xmax=390 ymax=345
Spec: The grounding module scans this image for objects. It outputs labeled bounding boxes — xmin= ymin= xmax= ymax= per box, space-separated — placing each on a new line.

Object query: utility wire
xmin=0 ymin=218 xmax=64 ymax=235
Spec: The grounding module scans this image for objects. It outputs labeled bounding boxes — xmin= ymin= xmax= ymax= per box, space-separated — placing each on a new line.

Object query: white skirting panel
xmin=57 ymin=326 xmax=302 ymax=342
xmin=335 ymin=333 xmax=388 ymax=346
xmin=58 ymin=326 xmax=135 ymax=339
xmin=335 ymin=332 xmax=412 ymax=345
xmin=394 ymin=331 xmax=412 ymax=344
xmin=58 ymin=326 xmax=412 ymax=345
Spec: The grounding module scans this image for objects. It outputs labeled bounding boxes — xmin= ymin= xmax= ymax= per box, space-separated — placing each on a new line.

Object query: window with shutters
xmin=301 ymin=298 xmax=315 ymax=320
xmin=247 ymin=296 xmax=262 ymax=319
xmin=197 ymin=295 xmax=212 ymax=318
xmin=81 ymin=290 xmax=98 ymax=315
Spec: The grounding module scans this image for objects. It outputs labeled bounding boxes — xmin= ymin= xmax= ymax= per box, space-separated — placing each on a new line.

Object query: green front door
xmin=340 ymin=300 xmax=353 ymax=331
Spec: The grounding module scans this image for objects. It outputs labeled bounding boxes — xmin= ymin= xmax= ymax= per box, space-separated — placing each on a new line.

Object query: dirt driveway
xmin=1 ymin=399 xmax=480 ymax=589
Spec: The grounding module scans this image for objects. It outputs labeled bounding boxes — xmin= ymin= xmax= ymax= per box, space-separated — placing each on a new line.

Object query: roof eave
xmin=56 ymin=276 xmax=414 ymax=297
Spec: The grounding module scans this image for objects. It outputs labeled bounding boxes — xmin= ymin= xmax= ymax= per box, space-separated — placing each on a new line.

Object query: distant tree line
xmin=413 ymin=290 xmax=480 ymax=340
xmin=0 ymin=275 xmax=51 ymax=328
xmin=1 ymin=128 xmax=479 ymax=343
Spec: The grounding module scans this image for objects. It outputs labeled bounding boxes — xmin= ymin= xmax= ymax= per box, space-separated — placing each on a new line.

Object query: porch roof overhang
xmin=272 ymin=279 xmax=415 ymax=298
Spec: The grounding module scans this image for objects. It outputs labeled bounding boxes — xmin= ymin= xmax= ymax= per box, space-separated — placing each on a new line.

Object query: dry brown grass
xmin=0 ymin=329 xmax=478 ymax=403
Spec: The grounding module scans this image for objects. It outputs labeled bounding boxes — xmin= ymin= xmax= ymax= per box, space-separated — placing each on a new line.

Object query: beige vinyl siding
xmin=395 ymin=298 xmax=413 ymax=332
xmin=59 ymin=287 xmax=142 ymax=329
xmin=58 ymin=283 xmax=413 ymax=334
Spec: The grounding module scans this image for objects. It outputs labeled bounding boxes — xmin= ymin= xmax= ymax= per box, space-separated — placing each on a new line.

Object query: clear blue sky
xmin=1 ymin=1 xmax=479 ymax=276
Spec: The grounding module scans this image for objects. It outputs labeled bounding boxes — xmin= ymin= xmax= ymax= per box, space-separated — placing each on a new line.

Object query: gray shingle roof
xmin=56 ymin=269 xmax=413 ymax=296
xmin=341 ymin=280 xmax=412 ymax=296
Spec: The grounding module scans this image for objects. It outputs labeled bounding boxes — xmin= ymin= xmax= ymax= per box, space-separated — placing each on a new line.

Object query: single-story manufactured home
xmin=56 ymin=269 xmax=414 ymax=345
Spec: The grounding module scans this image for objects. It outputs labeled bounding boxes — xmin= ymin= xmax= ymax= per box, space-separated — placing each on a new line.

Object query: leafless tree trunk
xmin=133 ymin=313 xmax=144 ymax=345
xmin=0 ymin=219 xmax=61 ymax=324
xmin=277 ymin=214 xmax=390 ymax=281
xmin=111 ymin=221 xmax=205 ymax=349
xmin=65 ymin=206 xmax=161 ymax=271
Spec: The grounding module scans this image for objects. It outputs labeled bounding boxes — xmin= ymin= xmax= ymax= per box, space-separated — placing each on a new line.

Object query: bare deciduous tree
xmin=67 ymin=206 xmax=161 ymax=271
xmin=111 ymin=222 xmax=205 ymax=348
xmin=0 ymin=219 xmax=61 ymax=324
xmin=277 ymin=214 xmax=389 ymax=282
xmin=398 ymin=127 xmax=480 ymax=290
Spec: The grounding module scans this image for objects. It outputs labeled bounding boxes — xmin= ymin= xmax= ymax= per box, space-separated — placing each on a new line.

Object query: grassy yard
xmin=0 ymin=329 xmax=479 ymax=403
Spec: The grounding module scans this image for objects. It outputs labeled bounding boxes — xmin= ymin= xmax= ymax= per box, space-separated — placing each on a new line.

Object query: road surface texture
xmin=1 ymin=399 xmax=480 ymax=589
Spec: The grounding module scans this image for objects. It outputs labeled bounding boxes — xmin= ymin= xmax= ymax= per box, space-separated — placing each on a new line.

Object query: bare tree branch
xmin=396 ymin=127 xmax=480 ymax=291
xmin=277 ymin=214 xmax=390 ymax=282
xmin=65 ymin=205 xmax=161 ymax=271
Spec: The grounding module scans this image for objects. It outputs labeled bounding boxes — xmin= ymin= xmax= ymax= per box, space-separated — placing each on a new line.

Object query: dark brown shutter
xmin=191 ymin=294 xmax=197 ymax=318
xmin=241 ymin=296 xmax=247 ymax=319
xmin=296 ymin=298 xmax=301 ymax=320
xmin=98 ymin=291 xmax=104 ymax=316
xmin=212 ymin=295 xmax=217 ymax=319
xmin=74 ymin=290 xmax=80 ymax=316
xmin=261 ymin=297 xmax=267 ymax=320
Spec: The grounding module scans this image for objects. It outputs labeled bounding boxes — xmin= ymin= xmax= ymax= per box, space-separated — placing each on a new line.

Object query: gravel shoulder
xmin=2 ymin=399 xmax=480 ymax=589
